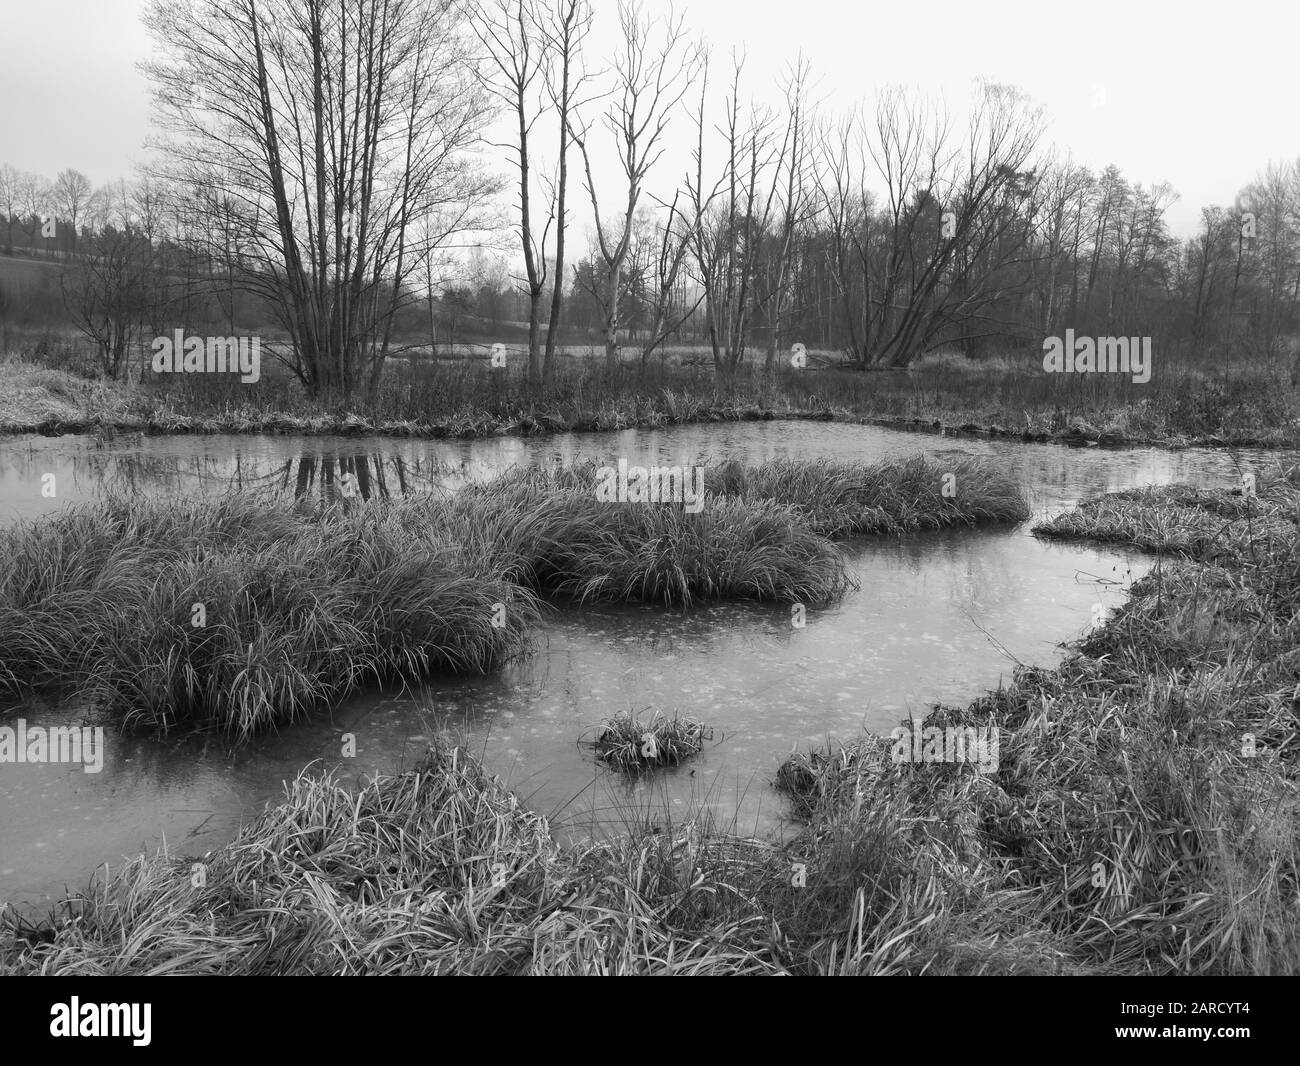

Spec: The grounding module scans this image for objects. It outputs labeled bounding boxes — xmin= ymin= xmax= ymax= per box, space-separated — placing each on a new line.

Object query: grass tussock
xmin=0 ymin=495 xmax=539 ymax=739
xmin=775 ymin=743 xmax=877 ymax=818
xmin=438 ymin=476 xmax=853 ymax=608
xmin=0 ymin=353 xmax=135 ymax=430
xmin=709 ymin=455 xmax=1029 ymax=535
xmin=587 ymin=709 xmax=715 ymax=771
xmin=2 ymin=745 xmax=567 ymax=975
xmin=1034 ymin=468 xmax=1300 ymax=569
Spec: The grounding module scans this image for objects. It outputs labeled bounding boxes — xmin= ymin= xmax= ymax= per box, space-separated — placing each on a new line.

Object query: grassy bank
xmin=4 ymin=470 xmax=1296 ymax=973
xmin=0 ymin=354 xmax=136 ymax=429
xmin=0 ymin=455 xmax=1023 ymax=737
xmin=5 ymin=348 xmax=1300 ymax=448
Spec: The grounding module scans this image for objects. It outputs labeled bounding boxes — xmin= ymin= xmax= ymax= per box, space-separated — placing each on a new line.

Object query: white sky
xmin=0 ymin=0 xmax=1293 ymax=240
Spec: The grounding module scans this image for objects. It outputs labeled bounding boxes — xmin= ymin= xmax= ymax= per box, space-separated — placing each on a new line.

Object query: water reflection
xmin=1 ymin=422 xmax=1288 ymax=525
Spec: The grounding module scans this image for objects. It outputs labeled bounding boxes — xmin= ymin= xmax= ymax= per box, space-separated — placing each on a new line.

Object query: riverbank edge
xmin=5 ymin=403 xmax=1298 ymax=451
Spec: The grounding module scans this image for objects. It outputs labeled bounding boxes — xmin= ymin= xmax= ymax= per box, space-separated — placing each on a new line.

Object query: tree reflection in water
xmin=287 ymin=452 xmax=424 ymax=502
xmin=60 ymin=448 xmax=448 ymax=505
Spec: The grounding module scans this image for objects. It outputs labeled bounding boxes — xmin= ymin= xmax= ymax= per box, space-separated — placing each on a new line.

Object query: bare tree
xmin=142 ymin=0 xmax=494 ymax=398
xmin=1239 ymin=160 xmax=1300 ymax=367
xmin=471 ymin=0 xmax=589 ymax=387
xmin=1024 ymin=153 xmax=1091 ymax=335
xmin=636 ymin=190 xmax=707 ymax=364
xmin=52 ymin=168 xmax=92 ymax=252
xmin=816 ymin=105 xmax=875 ymax=365
xmin=758 ymin=55 xmax=816 ymax=371
xmin=61 ymin=182 xmax=153 ymax=379
xmin=0 ymin=164 xmax=19 ymax=253
xmin=812 ymin=82 xmax=1042 ymax=367
xmin=570 ymin=0 xmax=699 ymax=371
xmin=538 ymin=0 xmax=593 ymax=381
xmin=689 ymin=53 xmax=783 ymax=380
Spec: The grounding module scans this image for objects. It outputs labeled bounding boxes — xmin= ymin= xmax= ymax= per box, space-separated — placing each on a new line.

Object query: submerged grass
xmin=586 ymin=709 xmax=715 ymax=772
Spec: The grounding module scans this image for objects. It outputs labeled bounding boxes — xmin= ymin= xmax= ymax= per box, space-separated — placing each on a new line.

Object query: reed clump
xmin=1033 ymin=470 xmax=1300 ymax=567
xmin=775 ymin=742 xmax=880 ymax=817
xmin=0 ymin=496 xmax=539 ymax=739
xmin=710 ymin=454 xmax=1030 ymax=535
xmin=587 ymin=709 xmax=715 ymax=771
xmin=435 ymin=478 xmax=854 ymax=608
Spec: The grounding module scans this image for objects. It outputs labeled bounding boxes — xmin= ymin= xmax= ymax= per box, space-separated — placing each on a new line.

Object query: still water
xmin=0 ymin=423 xmax=1285 ymax=910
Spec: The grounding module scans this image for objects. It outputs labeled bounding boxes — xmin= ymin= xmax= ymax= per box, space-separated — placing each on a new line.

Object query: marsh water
xmin=0 ymin=422 xmax=1287 ymax=911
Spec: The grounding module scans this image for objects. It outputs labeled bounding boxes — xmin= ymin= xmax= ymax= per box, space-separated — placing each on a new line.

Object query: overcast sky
xmin=0 ymin=0 xmax=1291 ymax=240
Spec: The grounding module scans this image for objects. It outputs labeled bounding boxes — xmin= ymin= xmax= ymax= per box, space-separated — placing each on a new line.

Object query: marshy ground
xmin=2 ymin=457 xmax=1295 ymax=974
